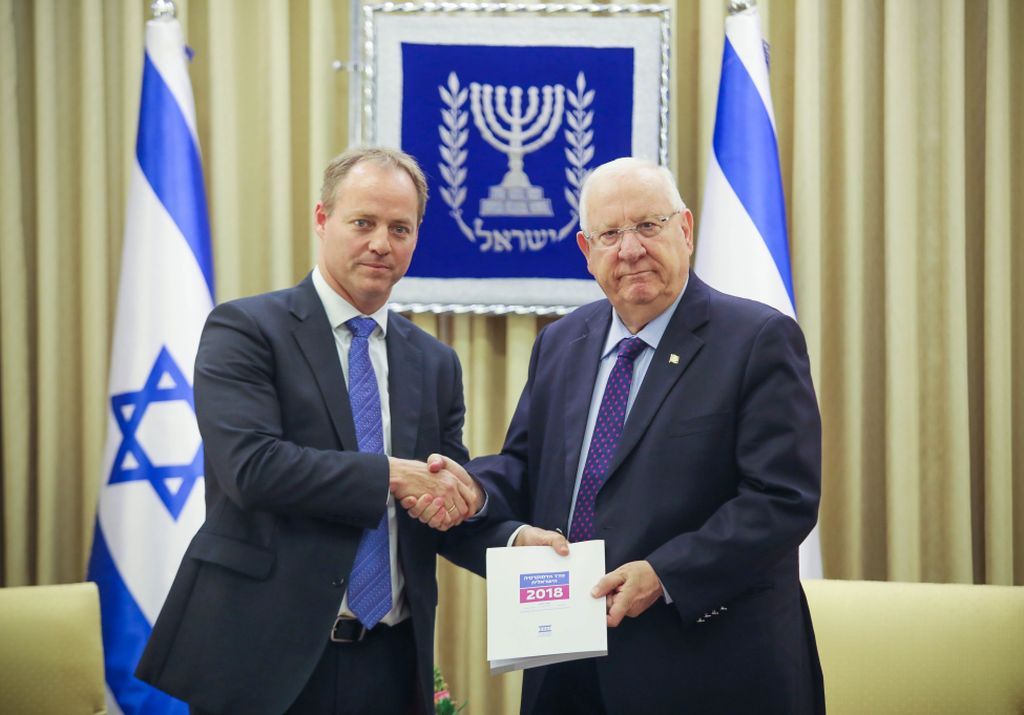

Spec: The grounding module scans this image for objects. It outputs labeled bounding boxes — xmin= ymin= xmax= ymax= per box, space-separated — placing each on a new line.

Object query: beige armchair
xmin=803 ymin=578 xmax=1024 ymax=714
xmin=0 ymin=581 xmax=107 ymax=714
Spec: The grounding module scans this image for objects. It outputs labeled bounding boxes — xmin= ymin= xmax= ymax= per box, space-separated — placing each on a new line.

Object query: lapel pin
xmin=669 ymin=354 xmax=679 ymax=364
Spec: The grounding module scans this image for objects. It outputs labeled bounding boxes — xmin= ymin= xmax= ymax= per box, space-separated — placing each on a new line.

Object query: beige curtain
xmin=2 ymin=0 xmax=1021 ymax=712
xmin=1 ymin=0 xmax=349 ymax=583
xmin=414 ymin=312 xmax=550 ymax=714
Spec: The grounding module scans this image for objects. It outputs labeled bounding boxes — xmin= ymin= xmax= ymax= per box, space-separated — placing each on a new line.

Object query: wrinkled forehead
xmin=586 ymin=168 xmax=677 ymax=226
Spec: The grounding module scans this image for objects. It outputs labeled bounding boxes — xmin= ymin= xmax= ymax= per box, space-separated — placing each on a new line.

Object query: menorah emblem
xmin=469 ymin=81 xmax=566 ymax=217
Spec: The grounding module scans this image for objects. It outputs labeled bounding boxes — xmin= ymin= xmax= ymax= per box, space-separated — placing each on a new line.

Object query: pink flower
xmin=434 ymin=690 xmax=451 ymax=703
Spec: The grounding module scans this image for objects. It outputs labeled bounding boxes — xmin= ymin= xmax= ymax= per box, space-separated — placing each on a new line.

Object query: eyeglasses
xmin=585 ymin=210 xmax=682 ymax=248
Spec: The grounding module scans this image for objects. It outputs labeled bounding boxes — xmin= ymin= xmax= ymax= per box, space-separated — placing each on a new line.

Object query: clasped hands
xmin=389 ymin=455 xmax=483 ymax=532
xmin=513 ymin=526 xmax=665 ymax=627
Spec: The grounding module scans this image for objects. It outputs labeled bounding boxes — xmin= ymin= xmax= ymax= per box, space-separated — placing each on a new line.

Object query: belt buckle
xmin=330 ymin=615 xmax=367 ymax=643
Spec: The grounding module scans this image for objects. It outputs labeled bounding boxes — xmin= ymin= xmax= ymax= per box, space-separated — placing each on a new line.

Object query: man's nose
xmin=368 ymin=228 xmax=391 ymax=254
xmin=617 ymin=230 xmax=646 ymax=260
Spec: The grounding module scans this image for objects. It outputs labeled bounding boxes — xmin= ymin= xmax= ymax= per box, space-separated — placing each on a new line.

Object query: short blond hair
xmin=320 ymin=147 xmax=429 ymax=222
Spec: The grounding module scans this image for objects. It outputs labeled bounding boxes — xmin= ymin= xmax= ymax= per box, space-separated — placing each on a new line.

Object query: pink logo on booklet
xmin=519 ymin=571 xmax=570 ymax=603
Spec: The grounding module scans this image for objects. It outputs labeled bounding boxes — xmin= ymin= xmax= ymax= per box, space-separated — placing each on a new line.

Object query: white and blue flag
xmin=695 ymin=4 xmax=822 ymax=578
xmin=87 ymin=14 xmax=213 ymax=713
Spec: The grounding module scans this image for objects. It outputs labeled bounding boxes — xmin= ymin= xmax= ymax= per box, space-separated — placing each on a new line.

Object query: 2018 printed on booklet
xmin=486 ymin=540 xmax=608 ymax=674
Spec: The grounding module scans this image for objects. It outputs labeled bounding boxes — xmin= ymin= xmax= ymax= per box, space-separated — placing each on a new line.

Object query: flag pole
xmin=87 ymin=1 xmax=213 ymax=710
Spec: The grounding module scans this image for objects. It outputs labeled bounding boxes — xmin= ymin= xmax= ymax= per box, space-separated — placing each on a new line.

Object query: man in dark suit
xmin=424 ymin=157 xmax=825 ymax=713
xmin=137 ymin=147 xmax=484 ymax=715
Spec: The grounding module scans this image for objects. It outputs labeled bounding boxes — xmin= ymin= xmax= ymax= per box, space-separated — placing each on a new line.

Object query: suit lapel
xmin=603 ymin=275 xmax=711 ymax=481
xmin=289 ymin=275 xmax=360 ymax=451
xmin=563 ymin=305 xmax=611 ymax=502
xmin=385 ymin=315 xmax=423 ymax=459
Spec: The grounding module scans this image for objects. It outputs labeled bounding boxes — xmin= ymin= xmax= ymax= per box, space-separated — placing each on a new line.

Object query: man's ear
xmin=681 ymin=209 xmax=695 ymax=252
xmin=313 ymin=202 xmax=328 ymax=237
xmin=577 ymin=231 xmax=591 ymax=260
xmin=576 ymin=232 xmax=597 ymax=277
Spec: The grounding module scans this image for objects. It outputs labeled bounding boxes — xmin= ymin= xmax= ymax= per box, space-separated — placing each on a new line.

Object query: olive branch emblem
xmin=563 ymin=72 xmax=595 ymax=224
xmin=438 ymin=72 xmax=474 ymax=241
xmin=437 ymin=70 xmax=596 ymax=245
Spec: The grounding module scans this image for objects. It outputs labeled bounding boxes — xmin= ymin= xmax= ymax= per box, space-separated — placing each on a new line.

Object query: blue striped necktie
xmin=344 ymin=316 xmax=392 ymax=628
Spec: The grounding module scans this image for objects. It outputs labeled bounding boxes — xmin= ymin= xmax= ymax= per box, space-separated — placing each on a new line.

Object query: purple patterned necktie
xmin=568 ymin=336 xmax=647 ymax=542
xmin=344 ymin=316 xmax=392 ymax=628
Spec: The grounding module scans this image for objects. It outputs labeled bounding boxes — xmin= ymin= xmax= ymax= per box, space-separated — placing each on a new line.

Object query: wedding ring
xmin=446 ymin=503 xmax=457 ymax=514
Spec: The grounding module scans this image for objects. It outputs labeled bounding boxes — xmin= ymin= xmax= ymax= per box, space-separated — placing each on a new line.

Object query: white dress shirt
xmin=312 ymin=266 xmax=409 ymax=625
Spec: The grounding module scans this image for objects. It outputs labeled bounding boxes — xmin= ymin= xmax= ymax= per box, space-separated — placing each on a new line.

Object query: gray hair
xmin=578 ymin=157 xmax=686 ymax=235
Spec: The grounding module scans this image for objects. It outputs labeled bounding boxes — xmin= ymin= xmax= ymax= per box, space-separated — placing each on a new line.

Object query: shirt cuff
xmin=507 ymin=524 xmax=529 ymax=547
xmin=466 ymin=490 xmax=489 ymax=522
xmin=650 ymin=562 xmax=672 ymax=603
xmin=466 ymin=487 xmax=489 ymax=520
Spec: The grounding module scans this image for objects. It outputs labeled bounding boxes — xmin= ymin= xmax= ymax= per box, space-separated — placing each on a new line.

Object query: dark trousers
xmin=529 ymin=657 xmax=608 ymax=715
xmin=189 ymin=619 xmax=417 ymax=715
xmin=287 ymin=619 xmax=417 ymax=715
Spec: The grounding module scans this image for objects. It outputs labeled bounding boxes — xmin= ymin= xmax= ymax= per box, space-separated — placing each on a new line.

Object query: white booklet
xmin=486 ymin=539 xmax=608 ymax=675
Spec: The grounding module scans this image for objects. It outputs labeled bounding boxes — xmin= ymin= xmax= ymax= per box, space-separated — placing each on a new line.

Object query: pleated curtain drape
xmin=2 ymin=1 xmax=1021 ymax=713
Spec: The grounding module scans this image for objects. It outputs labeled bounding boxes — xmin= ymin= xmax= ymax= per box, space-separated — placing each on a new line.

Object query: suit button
xmin=331 ymin=577 xmax=345 ymax=588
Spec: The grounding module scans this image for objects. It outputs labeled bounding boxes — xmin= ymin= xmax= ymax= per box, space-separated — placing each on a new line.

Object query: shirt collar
xmin=312 ymin=265 xmax=390 ymax=336
xmin=601 ymin=277 xmax=688 ymax=360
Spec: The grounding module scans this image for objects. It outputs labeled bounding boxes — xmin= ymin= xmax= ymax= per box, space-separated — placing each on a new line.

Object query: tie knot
xmin=346 ymin=316 xmax=378 ymax=339
xmin=617 ymin=336 xmax=647 ymax=362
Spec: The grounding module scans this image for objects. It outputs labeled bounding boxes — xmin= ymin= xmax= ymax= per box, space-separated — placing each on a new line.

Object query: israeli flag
xmin=695 ymin=5 xmax=822 ymax=579
xmin=86 ymin=15 xmax=212 ymax=714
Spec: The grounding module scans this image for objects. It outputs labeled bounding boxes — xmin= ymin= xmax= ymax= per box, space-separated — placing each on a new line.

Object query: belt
xmin=330 ymin=615 xmax=372 ymax=643
xmin=329 ymin=615 xmax=410 ymax=643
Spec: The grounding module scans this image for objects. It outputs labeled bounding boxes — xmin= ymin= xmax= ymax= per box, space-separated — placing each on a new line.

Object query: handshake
xmin=388 ymin=454 xmax=483 ymax=531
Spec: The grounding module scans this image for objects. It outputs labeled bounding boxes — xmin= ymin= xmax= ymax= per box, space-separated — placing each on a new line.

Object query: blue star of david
xmin=108 ymin=346 xmax=203 ymax=520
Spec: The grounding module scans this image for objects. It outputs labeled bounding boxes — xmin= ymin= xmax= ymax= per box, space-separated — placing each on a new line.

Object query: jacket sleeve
xmin=195 ymin=301 xmax=388 ymax=529
xmin=439 ymin=345 xmax=470 ymax=466
xmin=646 ymin=313 xmax=822 ymax=623
xmin=438 ymin=326 xmax=548 ymax=575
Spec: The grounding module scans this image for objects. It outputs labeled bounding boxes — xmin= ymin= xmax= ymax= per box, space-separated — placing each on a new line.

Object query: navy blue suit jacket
xmin=467 ymin=273 xmax=825 ymax=714
xmin=137 ymin=274 xmax=471 ymax=714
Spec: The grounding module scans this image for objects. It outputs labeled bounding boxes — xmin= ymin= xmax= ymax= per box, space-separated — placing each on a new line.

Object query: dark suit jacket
xmin=136 ymin=274 xmax=470 ymax=715
xmin=465 ymin=273 xmax=825 ymax=714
